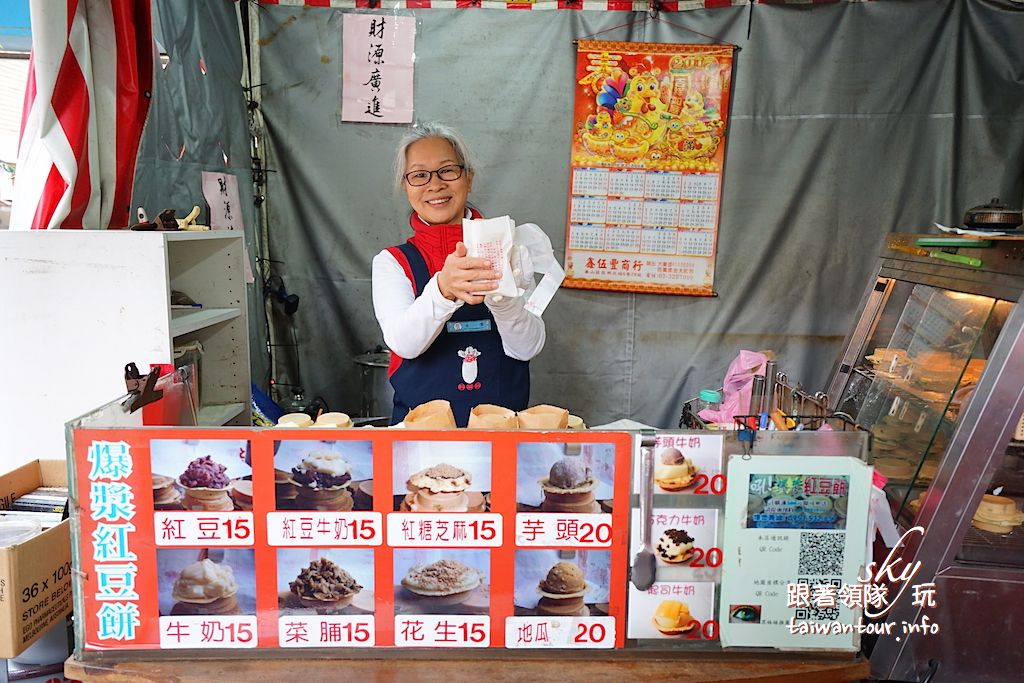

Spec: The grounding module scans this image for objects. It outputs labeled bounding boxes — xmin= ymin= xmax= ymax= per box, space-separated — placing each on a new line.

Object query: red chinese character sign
xmin=70 ymin=428 xmax=632 ymax=652
xmin=563 ymin=41 xmax=735 ymax=296
xmin=342 ymin=15 xmax=415 ymax=123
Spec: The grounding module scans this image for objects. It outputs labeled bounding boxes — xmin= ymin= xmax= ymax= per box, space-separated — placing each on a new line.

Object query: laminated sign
xmin=626 ymin=432 xmax=727 ymax=644
xmin=718 ymin=455 xmax=872 ymax=650
xmin=563 ymin=41 xmax=735 ymax=296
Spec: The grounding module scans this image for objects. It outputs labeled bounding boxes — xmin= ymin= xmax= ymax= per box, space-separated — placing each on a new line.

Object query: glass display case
xmin=832 ymin=280 xmax=1010 ymax=522
xmin=824 ymin=233 xmax=1024 ymax=682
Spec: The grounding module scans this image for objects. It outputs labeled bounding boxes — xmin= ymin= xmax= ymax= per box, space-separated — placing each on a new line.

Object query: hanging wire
xmin=648 ymin=14 xmax=741 ymax=46
xmin=573 ymin=17 xmax=650 ymax=45
xmin=574 ymin=12 xmax=740 ymax=48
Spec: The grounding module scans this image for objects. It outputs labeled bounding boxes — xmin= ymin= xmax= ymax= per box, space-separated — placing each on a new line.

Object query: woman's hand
xmin=437 ymin=242 xmax=500 ymax=305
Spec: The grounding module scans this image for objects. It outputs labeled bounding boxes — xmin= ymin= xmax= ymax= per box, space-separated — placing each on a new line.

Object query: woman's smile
xmin=403 ymin=137 xmax=472 ymax=225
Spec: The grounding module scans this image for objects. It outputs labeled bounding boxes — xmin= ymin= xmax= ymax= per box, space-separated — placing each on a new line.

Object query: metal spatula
xmin=631 ymin=435 xmax=657 ymax=591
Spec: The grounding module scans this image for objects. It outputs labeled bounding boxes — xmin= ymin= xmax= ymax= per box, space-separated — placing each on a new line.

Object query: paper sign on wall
xmin=201 ymin=171 xmax=254 ymax=284
xmin=201 ymin=172 xmax=243 ymax=232
xmin=342 ymin=15 xmax=415 ymax=123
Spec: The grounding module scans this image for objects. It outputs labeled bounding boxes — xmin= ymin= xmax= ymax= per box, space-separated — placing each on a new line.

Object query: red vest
xmin=384 ymin=209 xmax=530 ymax=426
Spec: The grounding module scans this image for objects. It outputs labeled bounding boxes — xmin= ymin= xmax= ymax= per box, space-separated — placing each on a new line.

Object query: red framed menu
xmin=71 ymin=428 xmax=632 ymax=653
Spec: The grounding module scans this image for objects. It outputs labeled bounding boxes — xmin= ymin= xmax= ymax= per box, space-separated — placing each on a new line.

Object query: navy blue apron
xmin=389 ymin=242 xmax=530 ymax=427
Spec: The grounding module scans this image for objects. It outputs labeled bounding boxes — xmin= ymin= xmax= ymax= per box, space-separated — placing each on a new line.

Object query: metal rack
xmin=677 ymin=363 xmax=831 ymax=431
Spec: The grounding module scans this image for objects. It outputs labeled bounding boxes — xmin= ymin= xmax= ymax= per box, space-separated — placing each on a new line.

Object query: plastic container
xmin=354 ymin=350 xmax=394 ymax=420
xmin=173 ymin=340 xmax=204 ymax=406
xmin=698 ymin=389 xmax=722 ymax=414
xmin=0 ymin=518 xmax=42 ymax=548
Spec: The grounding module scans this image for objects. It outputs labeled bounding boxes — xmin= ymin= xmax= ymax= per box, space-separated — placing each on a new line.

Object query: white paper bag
xmin=463 ymin=215 xmax=565 ymax=316
xmin=463 ymin=216 xmax=518 ymax=299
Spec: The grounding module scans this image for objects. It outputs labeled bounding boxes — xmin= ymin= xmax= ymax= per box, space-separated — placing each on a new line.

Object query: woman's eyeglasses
xmin=404 ymin=164 xmax=465 ymax=187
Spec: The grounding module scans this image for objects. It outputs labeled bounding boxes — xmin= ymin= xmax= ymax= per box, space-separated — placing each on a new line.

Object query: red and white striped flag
xmin=12 ymin=0 xmax=153 ymax=230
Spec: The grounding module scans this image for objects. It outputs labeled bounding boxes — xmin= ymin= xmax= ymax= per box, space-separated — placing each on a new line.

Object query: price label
xmin=684 ymin=619 xmax=720 ymax=641
xmin=154 ymin=512 xmax=254 ymax=547
xmin=159 ymin=615 xmax=258 ymax=648
xmin=505 ymin=617 xmax=615 ymax=649
xmin=387 ymin=513 xmax=502 ymax=547
xmin=393 ymin=615 xmax=490 ymax=647
xmin=691 ymin=474 xmax=728 ymax=495
xmin=689 ymin=547 xmax=724 ymax=568
xmin=278 ymin=616 xmax=375 ymax=647
xmin=515 ymin=513 xmax=613 ymax=547
xmin=266 ymin=512 xmax=382 ymax=546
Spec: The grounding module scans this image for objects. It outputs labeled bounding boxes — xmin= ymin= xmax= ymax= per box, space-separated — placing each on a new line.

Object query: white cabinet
xmin=164 ymin=232 xmax=251 ymax=427
xmin=0 ymin=231 xmax=251 ymax=465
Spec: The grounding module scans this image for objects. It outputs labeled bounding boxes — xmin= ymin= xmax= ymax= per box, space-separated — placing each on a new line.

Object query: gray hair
xmin=393 ymin=122 xmax=477 ymax=192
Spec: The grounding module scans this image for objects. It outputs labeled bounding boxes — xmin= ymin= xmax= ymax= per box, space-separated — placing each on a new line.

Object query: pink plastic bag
xmin=698 ymin=350 xmax=768 ymax=424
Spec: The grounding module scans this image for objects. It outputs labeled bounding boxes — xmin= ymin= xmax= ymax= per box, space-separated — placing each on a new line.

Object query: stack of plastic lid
xmin=0 ymin=518 xmax=43 ymax=548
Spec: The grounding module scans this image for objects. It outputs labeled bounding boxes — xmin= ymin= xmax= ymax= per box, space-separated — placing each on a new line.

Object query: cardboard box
xmin=0 ymin=460 xmax=72 ymax=659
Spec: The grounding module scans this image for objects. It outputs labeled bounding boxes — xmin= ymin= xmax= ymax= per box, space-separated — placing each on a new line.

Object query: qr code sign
xmin=794 ymin=578 xmax=842 ymax=622
xmin=798 ymin=531 xmax=845 ymax=576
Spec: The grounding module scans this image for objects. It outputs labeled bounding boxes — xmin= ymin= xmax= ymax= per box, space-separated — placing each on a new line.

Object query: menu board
xmin=71 ymin=429 xmax=632 ymax=652
xmin=563 ymin=41 xmax=735 ymax=296
xmin=626 ymin=432 xmax=725 ymax=643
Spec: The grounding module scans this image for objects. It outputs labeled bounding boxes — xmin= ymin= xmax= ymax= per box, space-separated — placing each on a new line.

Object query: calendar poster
xmin=563 ymin=41 xmax=735 ymax=296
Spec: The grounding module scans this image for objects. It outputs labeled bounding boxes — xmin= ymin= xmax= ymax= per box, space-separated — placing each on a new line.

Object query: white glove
xmin=510 ymin=243 xmax=536 ymax=294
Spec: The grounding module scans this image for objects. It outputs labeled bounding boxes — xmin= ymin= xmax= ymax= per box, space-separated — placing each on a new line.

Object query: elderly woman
xmin=372 ymin=123 xmax=546 ymax=426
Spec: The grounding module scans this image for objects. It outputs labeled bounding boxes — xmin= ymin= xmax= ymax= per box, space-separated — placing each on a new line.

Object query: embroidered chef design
xmin=458 ymin=346 xmax=482 ymax=391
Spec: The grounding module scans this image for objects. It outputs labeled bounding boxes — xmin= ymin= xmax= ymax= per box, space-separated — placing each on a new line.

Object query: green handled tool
xmin=928 ymin=250 xmax=983 ymax=268
xmin=916 ymin=237 xmax=994 ymax=248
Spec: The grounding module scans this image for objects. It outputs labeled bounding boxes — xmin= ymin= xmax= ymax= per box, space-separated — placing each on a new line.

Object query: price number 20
xmin=573 ymin=622 xmax=610 ymax=645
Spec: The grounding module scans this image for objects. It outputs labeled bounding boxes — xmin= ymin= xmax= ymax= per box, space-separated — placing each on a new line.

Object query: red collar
xmin=407 ymin=207 xmax=484 ymax=274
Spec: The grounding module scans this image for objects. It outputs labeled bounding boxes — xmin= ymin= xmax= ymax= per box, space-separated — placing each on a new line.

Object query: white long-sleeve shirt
xmin=371 ymin=248 xmax=546 ymax=361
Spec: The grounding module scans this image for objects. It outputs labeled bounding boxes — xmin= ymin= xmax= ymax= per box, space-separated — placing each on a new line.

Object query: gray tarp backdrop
xmin=133 ymin=1 xmax=269 ymax=388
xmin=136 ymin=0 xmax=1024 ymax=428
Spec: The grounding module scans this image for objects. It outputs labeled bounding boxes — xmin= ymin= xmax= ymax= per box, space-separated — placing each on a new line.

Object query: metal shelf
xmin=162 ymin=230 xmax=241 ymax=242
xmin=958 ymin=523 xmax=1024 ymax=569
xmin=170 ymin=307 xmax=241 ymax=337
xmin=851 ymin=366 xmax=950 ymax=412
xmin=197 ymin=402 xmax=247 ymax=426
